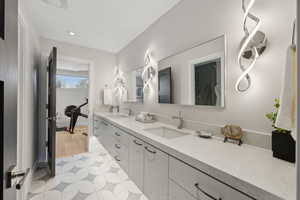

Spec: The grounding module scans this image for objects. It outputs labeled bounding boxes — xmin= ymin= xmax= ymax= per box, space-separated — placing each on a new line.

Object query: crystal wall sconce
xmin=142 ymin=50 xmax=156 ymax=92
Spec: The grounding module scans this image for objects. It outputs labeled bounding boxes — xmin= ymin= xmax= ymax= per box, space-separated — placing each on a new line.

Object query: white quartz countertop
xmin=94 ymin=112 xmax=296 ymax=200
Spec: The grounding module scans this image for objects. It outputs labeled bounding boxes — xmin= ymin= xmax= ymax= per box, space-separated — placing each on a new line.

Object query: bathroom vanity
xmin=93 ymin=112 xmax=295 ymax=200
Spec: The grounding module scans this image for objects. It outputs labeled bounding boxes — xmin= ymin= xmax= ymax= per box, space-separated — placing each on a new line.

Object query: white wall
xmin=38 ymin=38 xmax=116 ymax=162
xmin=117 ymin=0 xmax=296 ymax=147
xmin=18 ymin=11 xmax=41 ymax=200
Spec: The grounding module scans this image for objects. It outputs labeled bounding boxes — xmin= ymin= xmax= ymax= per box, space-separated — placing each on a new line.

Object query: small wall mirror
xmin=123 ymin=68 xmax=144 ymax=103
xmin=157 ymin=35 xmax=226 ymax=107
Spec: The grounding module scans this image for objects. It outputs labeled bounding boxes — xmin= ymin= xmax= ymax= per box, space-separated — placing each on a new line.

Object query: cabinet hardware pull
xmin=115 ymin=144 xmax=121 ymax=149
xmin=144 ymin=146 xmax=156 ymax=154
xmin=195 ymin=183 xmax=222 ymax=200
xmin=133 ymin=140 xmax=143 ymax=146
xmin=102 ymin=122 xmax=108 ymax=126
xmin=115 ymin=132 xmax=121 ymax=136
xmin=114 ymin=156 xmax=121 ymax=161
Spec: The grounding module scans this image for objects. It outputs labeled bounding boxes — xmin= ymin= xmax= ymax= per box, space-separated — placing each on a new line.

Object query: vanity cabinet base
xmin=169 ymin=157 xmax=254 ymax=200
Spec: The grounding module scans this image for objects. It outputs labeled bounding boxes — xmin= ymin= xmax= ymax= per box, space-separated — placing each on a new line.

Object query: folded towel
xmin=275 ymin=45 xmax=297 ymax=140
xmin=103 ymin=88 xmax=113 ymax=105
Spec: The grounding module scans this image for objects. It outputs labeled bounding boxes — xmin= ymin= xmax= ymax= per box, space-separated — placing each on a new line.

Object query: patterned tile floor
xmin=28 ymin=137 xmax=148 ymax=200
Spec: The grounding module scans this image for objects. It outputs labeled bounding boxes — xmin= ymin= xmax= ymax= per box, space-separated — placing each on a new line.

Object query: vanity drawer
xmin=93 ymin=118 xmax=110 ymax=135
xmin=113 ymin=128 xmax=129 ymax=145
xmin=113 ymin=131 xmax=130 ymax=172
xmin=114 ymin=142 xmax=129 ymax=173
xmin=169 ymin=157 xmax=254 ymax=200
xmin=169 ymin=180 xmax=196 ymax=200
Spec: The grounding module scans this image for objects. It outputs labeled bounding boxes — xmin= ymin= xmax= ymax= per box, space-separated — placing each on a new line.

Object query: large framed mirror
xmin=123 ymin=67 xmax=144 ymax=103
xmin=157 ymin=35 xmax=226 ymax=107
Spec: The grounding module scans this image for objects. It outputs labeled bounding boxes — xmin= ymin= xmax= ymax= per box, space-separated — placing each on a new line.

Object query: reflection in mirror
xmin=158 ymin=35 xmax=225 ymax=107
xmin=158 ymin=67 xmax=172 ymax=104
xmin=123 ymin=68 xmax=144 ymax=103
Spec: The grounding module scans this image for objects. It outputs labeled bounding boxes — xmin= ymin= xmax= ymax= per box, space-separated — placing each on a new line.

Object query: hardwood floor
xmin=56 ymin=126 xmax=88 ymax=158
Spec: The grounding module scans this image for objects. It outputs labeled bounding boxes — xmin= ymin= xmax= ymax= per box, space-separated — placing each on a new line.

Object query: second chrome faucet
xmin=172 ymin=111 xmax=184 ymax=129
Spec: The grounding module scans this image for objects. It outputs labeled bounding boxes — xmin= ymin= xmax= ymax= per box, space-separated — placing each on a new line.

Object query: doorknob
xmin=46 ymin=116 xmax=57 ymax=121
xmin=6 ymin=165 xmax=30 ymax=190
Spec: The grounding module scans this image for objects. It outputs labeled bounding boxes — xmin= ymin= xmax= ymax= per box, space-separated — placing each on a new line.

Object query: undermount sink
xmin=107 ymin=113 xmax=129 ymax=119
xmin=144 ymin=127 xmax=189 ymax=139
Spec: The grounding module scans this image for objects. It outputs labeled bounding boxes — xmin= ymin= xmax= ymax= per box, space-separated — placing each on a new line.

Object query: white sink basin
xmin=144 ymin=127 xmax=189 ymax=139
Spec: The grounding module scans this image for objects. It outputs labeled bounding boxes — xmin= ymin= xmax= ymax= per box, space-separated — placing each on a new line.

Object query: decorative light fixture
xmin=142 ymin=50 xmax=156 ymax=92
xmin=113 ymin=67 xmax=126 ymax=99
xmin=67 ymin=31 xmax=76 ymax=36
xmin=235 ymin=0 xmax=267 ymax=92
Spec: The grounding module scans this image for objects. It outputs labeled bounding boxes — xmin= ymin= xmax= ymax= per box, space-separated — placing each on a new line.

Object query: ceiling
xmin=22 ymin=0 xmax=181 ymax=53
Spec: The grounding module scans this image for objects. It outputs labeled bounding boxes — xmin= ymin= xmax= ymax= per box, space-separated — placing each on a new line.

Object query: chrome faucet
xmin=172 ymin=111 xmax=184 ymax=129
xmin=109 ymin=105 xmax=120 ymax=113
xmin=123 ymin=108 xmax=132 ymax=116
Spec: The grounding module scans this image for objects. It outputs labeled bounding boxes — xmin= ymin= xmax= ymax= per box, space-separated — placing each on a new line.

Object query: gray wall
xmin=117 ymin=0 xmax=296 ymax=148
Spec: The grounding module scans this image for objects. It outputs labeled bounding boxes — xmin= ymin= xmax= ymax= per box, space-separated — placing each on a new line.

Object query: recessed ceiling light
xmin=67 ymin=31 xmax=76 ymax=36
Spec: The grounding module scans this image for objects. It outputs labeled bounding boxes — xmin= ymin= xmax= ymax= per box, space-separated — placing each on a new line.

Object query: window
xmin=56 ymin=75 xmax=88 ymax=88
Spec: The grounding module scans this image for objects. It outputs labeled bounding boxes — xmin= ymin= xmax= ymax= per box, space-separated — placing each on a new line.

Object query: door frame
xmin=56 ymin=55 xmax=94 ymax=152
xmin=297 ymin=7 xmax=299 ymax=200
xmin=17 ymin=13 xmax=25 ymax=200
xmin=17 ymin=11 xmax=38 ymax=200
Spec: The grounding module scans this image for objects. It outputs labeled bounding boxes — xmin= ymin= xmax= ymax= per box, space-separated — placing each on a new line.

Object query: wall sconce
xmin=113 ymin=67 xmax=127 ymax=99
xmin=235 ymin=0 xmax=267 ymax=92
xmin=142 ymin=50 xmax=156 ymax=92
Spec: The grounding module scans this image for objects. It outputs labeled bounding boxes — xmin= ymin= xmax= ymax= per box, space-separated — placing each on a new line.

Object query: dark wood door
xmin=47 ymin=47 xmax=57 ymax=177
xmin=194 ymin=62 xmax=217 ymax=106
xmin=0 ymin=0 xmax=18 ymax=199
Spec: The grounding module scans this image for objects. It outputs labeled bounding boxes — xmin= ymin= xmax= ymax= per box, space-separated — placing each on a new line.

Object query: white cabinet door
xmin=128 ymin=136 xmax=144 ymax=191
xmin=119 ymin=142 xmax=129 ymax=172
xmin=105 ymin=125 xmax=117 ymax=156
xmin=144 ymin=144 xmax=169 ymax=200
xmin=96 ymin=119 xmax=115 ymax=156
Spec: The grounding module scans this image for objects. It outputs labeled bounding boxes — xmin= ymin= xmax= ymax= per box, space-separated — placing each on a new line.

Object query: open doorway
xmin=55 ymin=58 xmax=90 ymax=158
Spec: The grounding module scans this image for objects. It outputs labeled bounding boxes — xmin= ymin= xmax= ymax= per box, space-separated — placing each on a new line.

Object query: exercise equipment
xmin=64 ymin=98 xmax=88 ymax=133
